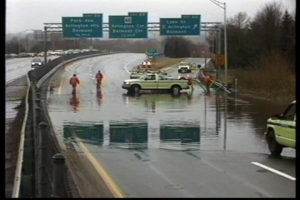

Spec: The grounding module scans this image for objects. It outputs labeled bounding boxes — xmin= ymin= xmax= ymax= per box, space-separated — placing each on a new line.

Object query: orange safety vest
xmin=70 ymin=77 xmax=80 ymax=86
xmin=95 ymin=73 xmax=103 ymax=81
xmin=204 ymin=76 xmax=213 ymax=85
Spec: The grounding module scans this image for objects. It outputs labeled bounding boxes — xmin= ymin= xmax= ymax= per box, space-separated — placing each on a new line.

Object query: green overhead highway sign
xmin=109 ymin=12 xmax=147 ymax=38
xmin=160 ymin=15 xmax=200 ymax=35
xmin=62 ymin=14 xmax=102 ymax=38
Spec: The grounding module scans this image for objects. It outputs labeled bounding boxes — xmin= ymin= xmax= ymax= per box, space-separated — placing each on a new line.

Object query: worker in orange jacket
xmin=95 ymin=70 xmax=103 ymax=88
xmin=69 ymin=74 xmax=80 ymax=94
xmin=204 ymin=75 xmax=213 ymax=94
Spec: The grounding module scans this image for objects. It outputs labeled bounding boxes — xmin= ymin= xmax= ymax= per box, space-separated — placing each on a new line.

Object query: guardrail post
xmin=31 ymin=84 xmax=36 ymax=129
xmin=36 ymin=90 xmax=40 ymax=100
xmin=235 ymin=78 xmax=238 ymax=90
xmin=51 ymin=153 xmax=66 ymax=197
xmin=31 ymin=83 xmax=40 ymax=197
xmin=37 ymin=121 xmax=49 ymax=197
xmin=35 ymin=107 xmax=41 ymax=125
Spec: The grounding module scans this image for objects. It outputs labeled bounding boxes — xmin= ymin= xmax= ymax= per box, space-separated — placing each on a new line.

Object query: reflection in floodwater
xmin=69 ymin=94 xmax=80 ymax=112
xmin=215 ymin=93 xmax=222 ymax=134
xmin=160 ymin=122 xmax=200 ymax=150
xmin=122 ymin=93 xmax=197 ymax=113
xmin=63 ymin=122 xmax=103 ymax=145
xmin=59 ymin=89 xmax=290 ymax=154
xmin=109 ymin=121 xmax=148 ymax=149
xmin=96 ymin=88 xmax=103 ymax=106
xmin=160 ymin=124 xmax=200 ymax=143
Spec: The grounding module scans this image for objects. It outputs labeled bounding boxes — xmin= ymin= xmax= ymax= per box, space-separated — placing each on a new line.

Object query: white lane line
xmin=58 ymin=78 xmax=63 ymax=95
xmin=251 ymin=162 xmax=296 ymax=181
xmin=123 ymin=63 xmax=130 ymax=74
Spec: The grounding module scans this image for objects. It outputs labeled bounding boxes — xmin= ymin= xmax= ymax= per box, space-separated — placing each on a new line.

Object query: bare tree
xmin=228 ymin=12 xmax=251 ymax=30
xmin=250 ymin=1 xmax=283 ymax=53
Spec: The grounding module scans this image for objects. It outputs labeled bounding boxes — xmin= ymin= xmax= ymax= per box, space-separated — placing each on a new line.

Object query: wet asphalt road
xmin=45 ymin=53 xmax=295 ymax=197
xmin=5 ymin=56 xmax=58 ymax=84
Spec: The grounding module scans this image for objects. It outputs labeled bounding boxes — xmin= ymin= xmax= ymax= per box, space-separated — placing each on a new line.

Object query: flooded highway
xmin=46 ymin=53 xmax=295 ymax=197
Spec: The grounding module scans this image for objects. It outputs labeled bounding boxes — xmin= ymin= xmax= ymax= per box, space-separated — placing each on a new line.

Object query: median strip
xmin=251 ymin=162 xmax=296 ymax=181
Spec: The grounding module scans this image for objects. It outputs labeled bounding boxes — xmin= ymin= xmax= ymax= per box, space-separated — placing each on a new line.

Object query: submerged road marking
xmin=251 ymin=162 xmax=296 ymax=181
xmin=123 ymin=63 xmax=130 ymax=74
xmin=58 ymin=78 xmax=63 ymax=95
xmin=76 ymin=139 xmax=126 ymax=198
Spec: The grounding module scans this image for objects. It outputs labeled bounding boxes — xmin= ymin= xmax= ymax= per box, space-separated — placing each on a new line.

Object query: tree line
xmin=225 ymin=2 xmax=295 ymax=69
xmin=164 ymin=2 xmax=295 ymax=70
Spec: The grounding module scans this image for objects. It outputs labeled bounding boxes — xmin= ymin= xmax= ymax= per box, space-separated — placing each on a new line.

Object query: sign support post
xmin=43 ymin=26 xmax=47 ymax=64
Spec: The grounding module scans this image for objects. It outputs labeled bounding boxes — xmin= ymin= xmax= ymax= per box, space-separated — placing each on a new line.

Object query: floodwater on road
xmin=47 ymin=53 xmax=295 ymax=157
xmin=45 ymin=53 xmax=295 ymax=197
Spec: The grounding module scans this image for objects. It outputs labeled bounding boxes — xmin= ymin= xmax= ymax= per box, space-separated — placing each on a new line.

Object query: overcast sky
xmin=5 ymin=0 xmax=296 ymax=34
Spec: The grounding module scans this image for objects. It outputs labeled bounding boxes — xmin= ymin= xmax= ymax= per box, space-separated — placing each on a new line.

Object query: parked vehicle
xmin=72 ymin=49 xmax=81 ymax=54
xmin=18 ymin=52 xmax=31 ymax=57
xmin=54 ymin=49 xmax=65 ymax=56
xmin=130 ymin=69 xmax=167 ymax=79
xmin=64 ymin=49 xmax=74 ymax=55
xmin=37 ymin=52 xmax=45 ymax=57
xmin=265 ymin=100 xmax=296 ymax=156
xmin=47 ymin=50 xmax=56 ymax=56
xmin=178 ymin=62 xmax=192 ymax=73
xmin=5 ymin=53 xmax=18 ymax=58
xmin=122 ymin=73 xmax=191 ymax=96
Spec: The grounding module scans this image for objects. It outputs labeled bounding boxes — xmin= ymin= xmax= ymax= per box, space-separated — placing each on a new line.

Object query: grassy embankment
xmin=149 ymin=57 xmax=186 ymax=70
xmin=150 ymin=56 xmax=295 ymax=105
xmin=230 ymin=54 xmax=295 ymax=104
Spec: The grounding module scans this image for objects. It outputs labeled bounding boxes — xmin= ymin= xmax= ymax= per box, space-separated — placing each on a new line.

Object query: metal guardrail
xmin=196 ymin=68 xmax=233 ymax=94
xmin=30 ymin=51 xmax=103 ymax=83
xmin=12 ymin=51 xmax=110 ymax=198
xmin=11 ymin=74 xmax=31 ymax=198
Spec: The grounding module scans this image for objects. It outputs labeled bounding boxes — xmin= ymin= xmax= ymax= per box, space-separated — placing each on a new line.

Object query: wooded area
xmin=164 ymin=2 xmax=295 ymax=70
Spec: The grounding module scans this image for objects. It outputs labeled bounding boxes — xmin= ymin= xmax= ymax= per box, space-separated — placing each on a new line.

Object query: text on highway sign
xmin=109 ymin=12 xmax=148 ymax=38
xmin=160 ymin=15 xmax=201 ymax=35
xmin=62 ymin=14 xmax=103 ymax=38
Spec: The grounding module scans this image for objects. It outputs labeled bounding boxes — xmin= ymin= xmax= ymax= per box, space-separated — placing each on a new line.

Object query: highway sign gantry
xmin=60 ymin=13 xmax=207 ymax=38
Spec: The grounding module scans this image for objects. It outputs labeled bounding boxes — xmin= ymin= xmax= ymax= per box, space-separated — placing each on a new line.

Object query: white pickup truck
xmin=122 ymin=73 xmax=191 ymax=95
xmin=178 ymin=62 xmax=192 ymax=73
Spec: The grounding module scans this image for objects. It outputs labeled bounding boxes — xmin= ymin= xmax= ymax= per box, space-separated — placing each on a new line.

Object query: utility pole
xmin=209 ymin=0 xmax=228 ymax=151
xmin=44 ymin=26 xmax=48 ymax=64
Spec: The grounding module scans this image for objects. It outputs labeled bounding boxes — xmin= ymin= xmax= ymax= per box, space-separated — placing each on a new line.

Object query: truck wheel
xmin=131 ymin=85 xmax=140 ymax=94
xmin=171 ymin=85 xmax=181 ymax=96
xmin=266 ymin=130 xmax=282 ymax=156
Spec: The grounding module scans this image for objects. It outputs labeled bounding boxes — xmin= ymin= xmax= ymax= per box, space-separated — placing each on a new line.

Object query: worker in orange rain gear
xmin=204 ymin=75 xmax=214 ymax=94
xmin=69 ymin=74 xmax=80 ymax=94
xmin=95 ymin=70 xmax=103 ymax=88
